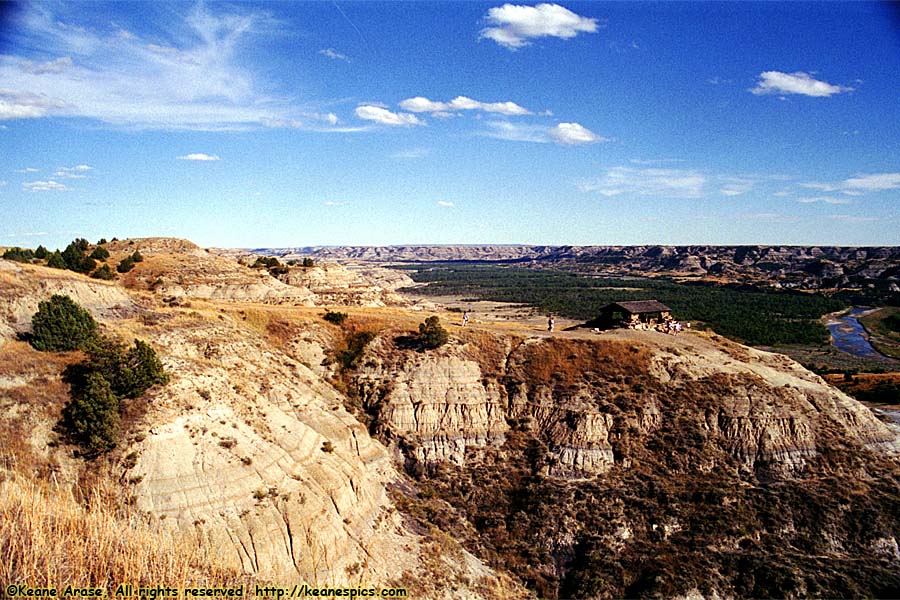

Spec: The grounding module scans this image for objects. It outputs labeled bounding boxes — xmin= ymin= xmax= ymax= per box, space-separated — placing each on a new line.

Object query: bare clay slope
xmin=350 ymin=326 xmax=900 ymax=599
xmin=0 ymin=248 xmax=521 ymax=599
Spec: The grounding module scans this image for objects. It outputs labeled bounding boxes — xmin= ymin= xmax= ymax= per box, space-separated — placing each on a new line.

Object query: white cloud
xmin=399 ymin=95 xmax=530 ymax=116
xmin=750 ymin=71 xmax=852 ymax=97
xmin=319 ymin=48 xmax=349 ymax=62
xmin=324 ymin=201 xmax=348 ymax=206
xmin=22 ymin=56 xmax=74 ymax=75
xmin=580 ymin=167 xmax=706 ymax=198
xmin=0 ymin=90 xmax=68 ymax=120
xmin=484 ymin=121 xmax=552 ymax=143
xmin=177 ymin=153 xmax=220 ymax=161
xmin=354 ymin=105 xmax=422 ymax=127
xmin=485 ymin=120 xmax=605 ymax=145
xmin=828 ymin=214 xmax=878 ymax=223
xmin=22 ymin=180 xmax=70 ymax=192
xmin=629 ymin=158 xmax=685 ymax=165
xmin=481 ymin=3 xmax=599 ymax=50
xmin=843 ymin=172 xmax=900 ymax=191
xmin=262 ymin=112 xmax=339 ymax=129
xmin=739 ymin=212 xmax=799 ymax=223
xmin=797 ymin=196 xmax=853 ymax=205
xmin=16 ymin=167 xmax=39 ymax=173
xmin=54 ymin=164 xmax=93 ymax=178
xmin=399 ymin=97 xmax=451 ymax=113
xmin=548 ymin=122 xmax=604 ymax=145
xmin=392 ymin=148 xmax=429 ymax=159
xmin=437 ymin=200 xmax=454 ymax=207
xmin=800 ymin=172 xmax=900 ymax=196
xmin=0 ymin=180 xmax=7 ymax=187
xmin=0 ymin=4 xmax=332 ymax=130
xmin=719 ymin=177 xmax=755 ymax=197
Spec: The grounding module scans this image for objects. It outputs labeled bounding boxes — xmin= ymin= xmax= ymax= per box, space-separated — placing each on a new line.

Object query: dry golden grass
xmin=0 ymin=471 xmax=248 ymax=589
xmin=506 ymin=337 xmax=652 ymax=389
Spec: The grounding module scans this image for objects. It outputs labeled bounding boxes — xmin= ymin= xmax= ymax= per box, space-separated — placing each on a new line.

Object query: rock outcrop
xmin=353 ymin=329 xmax=899 ymax=479
xmin=278 ymin=263 xmax=411 ymax=307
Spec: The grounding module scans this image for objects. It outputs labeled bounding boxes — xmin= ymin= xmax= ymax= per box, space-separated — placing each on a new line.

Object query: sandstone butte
xmin=2 ymin=237 xmax=900 ymax=599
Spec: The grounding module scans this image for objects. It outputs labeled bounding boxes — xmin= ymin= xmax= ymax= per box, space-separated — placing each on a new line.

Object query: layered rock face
xmin=349 ymin=327 xmax=900 ymax=599
xmin=356 ymin=345 xmax=509 ymax=465
xmin=354 ymin=329 xmax=899 ymax=479
xmin=278 ymin=263 xmax=411 ymax=307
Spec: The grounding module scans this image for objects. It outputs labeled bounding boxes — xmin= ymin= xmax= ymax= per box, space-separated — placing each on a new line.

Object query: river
xmin=826 ymin=307 xmax=895 ymax=361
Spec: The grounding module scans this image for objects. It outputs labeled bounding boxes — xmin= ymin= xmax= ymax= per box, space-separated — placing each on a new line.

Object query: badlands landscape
xmin=3 ymin=238 xmax=900 ymax=599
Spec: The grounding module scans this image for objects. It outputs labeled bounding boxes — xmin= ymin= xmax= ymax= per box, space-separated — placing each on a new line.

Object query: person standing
xmin=462 ymin=311 xmax=469 ymax=327
xmin=548 ymin=315 xmax=555 ymax=332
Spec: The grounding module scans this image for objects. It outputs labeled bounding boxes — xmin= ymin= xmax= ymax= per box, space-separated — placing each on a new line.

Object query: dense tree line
xmin=1 ymin=237 xmax=144 ymax=280
xmin=399 ymin=264 xmax=845 ymax=346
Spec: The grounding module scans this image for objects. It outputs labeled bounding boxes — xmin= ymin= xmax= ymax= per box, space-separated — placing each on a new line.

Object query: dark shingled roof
xmin=603 ymin=300 xmax=672 ymax=314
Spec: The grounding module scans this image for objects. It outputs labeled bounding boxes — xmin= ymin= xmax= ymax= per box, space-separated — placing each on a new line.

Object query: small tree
xmin=90 ymin=246 xmax=110 ymax=261
xmin=117 ymin=256 xmax=135 ymax=273
xmin=61 ymin=371 xmax=119 ymax=455
xmin=131 ymin=250 xmax=144 ymax=263
xmin=62 ymin=238 xmax=93 ymax=273
xmin=121 ymin=339 xmax=169 ymax=398
xmin=84 ymin=337 xmax=168 ymax=399
xmin=34 ymin=245 xmax=49 ymax=259
xmin=2 ymin=247 xmax=35 ymax=262
xmin=90 ymin=264 xmax=115 ymax=280
xmin=30 ymin=294 xmax=99 ymax=351
xmin=418 ymin=316 xmax=449 ymax=349
xmin=324 ymin=311 xmax=348 ymax=326
xmin=97 ymin=238 xmax=108 ymax=245
xmin=47 ymin=250 xmax=67 ymax=269
xmin=302 ymin=257 xmax=315 ymax=268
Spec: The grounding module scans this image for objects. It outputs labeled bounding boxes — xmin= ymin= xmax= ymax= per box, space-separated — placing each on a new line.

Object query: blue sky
xmin=1 ymin=1 xmax=898 ymax=249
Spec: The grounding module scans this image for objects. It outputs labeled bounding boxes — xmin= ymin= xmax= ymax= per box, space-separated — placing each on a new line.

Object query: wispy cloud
xmin=324 ymin=200 xmax=348 ymax=207
xmin=843 ymin=172 xmax=900 ymax=191
xmin=485 ymin=120 xmax=604 ymax=145
xmin=399 ymin=95 xmax=530 ymax=116
xmin=54 ymin=164 xmax=93 ymax=178
xmin=177 ymin=153 xmax=220 ymax=161
xmin=580 ymin=167 xmax=706 ymax=198
xmin=392 ymin=147 xmax=429 ymax=159
xmin=16 ymin=167 xmax=40 ymax=173
xmin=480 ymin=3 xmax=600 ymax=50
xmin=23 ymin=180 xmax=70 ymax=192
xmin=437 ymin=200 xmax=454 ymax=207
xmin=739 ymin=212 xmax=799 ymax=224
xmin=828 ymin=214 xmax=878 ymax=223
xmin=0 ymin=90 xmax=68 ymax=120
xmin=797 ymin=196 xmax=853 ymax=205
xmin=801 ymin=172 xmax=900 ymax=195
xmin=719 ymin=177 xmax=755 ymax=197
xmin=319 ymin=48 xmax=349 ymax=62
xmin=0 ymin=4 xmax=336 ymax=130
xmin=750 ymin=71 xmax=853 ymax=97
xmin=355 ymin=105 xmax=422 ymax=127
